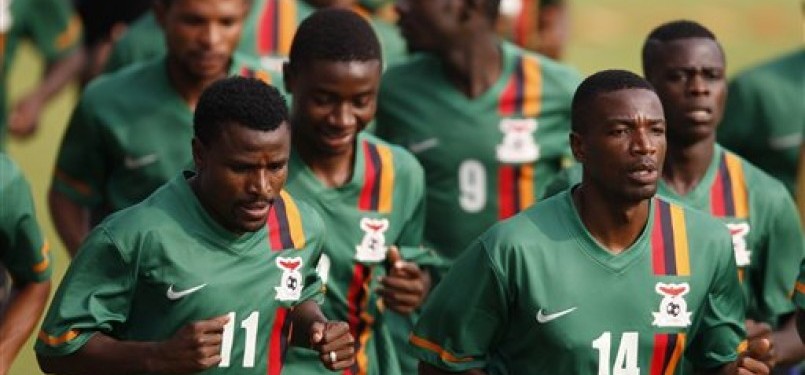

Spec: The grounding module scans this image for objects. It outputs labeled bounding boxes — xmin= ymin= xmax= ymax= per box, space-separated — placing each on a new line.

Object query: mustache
xmin=628 ymin=158 xmax=658 ymax=172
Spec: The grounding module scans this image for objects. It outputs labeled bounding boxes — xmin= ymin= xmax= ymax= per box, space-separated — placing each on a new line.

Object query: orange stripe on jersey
xmin=354 ymin=311 xmax=375 ymax=375
xmin=498 ymin=165 xmax=535 ymax=219
xmin=32 ymin=242 xmax=51 ymax=274
xmin=710 ymin=153 xmax=749 ymax=218
xmin=56 ymin=15 xmax=82 ymax=50
xmin=669 ymin=204 xmax=690 ymax=276
xmin=358 ymin=141 xmax=394 ymax=212
xmin=239 ymin=67 xmax=271 ymax=84
xmin=376 ymin=145 xmax=395 ymax=213
xmin=796 ymin=281 xmax=805 ymax=295
xmin=54 ymin=169 xmax=93 ymax=197
xmin=518 ymin=164 xmax=535 ymax=210
xmin=268 ymin=191 xmax=306 ymax=250
xmin=520 ymin=56 xmax=542 ymax=117
xmin=652 ymin=200 xmax=690 ymax=276
xmin=664 ymin=333 xmax=685 ymax=375
xmin=346 ymin=264 xmax=372 ymax=375
xmin=38 ymin=329 xmax=79 ymax=346
xmin=277 ymin=0 xmax=297 ymax=55
xmin=409 ymin=334 xmax=474 ymax=363
xmin=267 ymin=307 xmax=290 ymax=375
xmin=280 ymin=190 xmax=306 ymax=249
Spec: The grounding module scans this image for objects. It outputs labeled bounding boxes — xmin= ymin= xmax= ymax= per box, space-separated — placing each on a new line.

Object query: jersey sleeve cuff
xmin=409 ymin=333 xmax=485 ymax=372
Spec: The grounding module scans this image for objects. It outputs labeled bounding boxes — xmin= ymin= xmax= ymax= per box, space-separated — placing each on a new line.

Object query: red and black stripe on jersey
xmin=710 ymin=152 xmax=748 ymax=219
xmin=265 ymin=190 xmax=306 ymax=374
xmin=651 ymin=200 xmax=691 ymax=277
xmin=497 ymin=54 xmax=542 ymax=219
xmin=257 ymin=0 xmax=297 ymax=56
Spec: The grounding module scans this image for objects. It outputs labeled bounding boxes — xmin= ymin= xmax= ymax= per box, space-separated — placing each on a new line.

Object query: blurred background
xmin=4 ymin=0 xmax=802 ymax=373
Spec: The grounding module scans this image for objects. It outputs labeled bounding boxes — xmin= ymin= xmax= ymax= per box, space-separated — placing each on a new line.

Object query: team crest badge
xmin=496 ymin=118 xmax=540 ymax=164
xmin=652 ymin=282 xmax=692 ymax=327
xmin=355 ymin=218 xmax=389 ymax=262
xmin=275 ymin=257 xmax=303 ymax=301
xmin=726 ymin=222 xmax=751 ymax=267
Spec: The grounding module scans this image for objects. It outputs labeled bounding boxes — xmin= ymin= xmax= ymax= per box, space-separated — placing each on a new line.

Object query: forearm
xmin=771 ymin=315 xmax=805 ymax=365
xmin=32 ymin=51 xmax=84 ymax=103
xmin=0 ymin=280 xmax=51 ymax=375
xmin=418 ymin=362 xmax=487 ymax=375
xmin=37 ymin=333 xmax=160 ymax=375
xmin=288 ymin=300 xmax=327 ymax=348
xmin=48 ymin=189 xmax=91 ymax=257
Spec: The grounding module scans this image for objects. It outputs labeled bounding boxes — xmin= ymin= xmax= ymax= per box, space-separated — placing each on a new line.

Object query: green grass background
xmin=5 ymin=1 xmax=802 ymax=373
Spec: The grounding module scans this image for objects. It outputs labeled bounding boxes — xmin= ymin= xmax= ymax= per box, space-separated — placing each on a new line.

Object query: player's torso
xmin=122 ymin=229 xmax=306 ymax=374
xmin=378 ymin=49 xmax=571 ymax=259
xmin=490 ymin=199 xmax=718 ymax=374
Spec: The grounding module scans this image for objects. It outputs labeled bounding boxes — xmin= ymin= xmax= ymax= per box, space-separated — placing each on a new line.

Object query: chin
xmin=621 ymin=184 xmax=658 ymax=203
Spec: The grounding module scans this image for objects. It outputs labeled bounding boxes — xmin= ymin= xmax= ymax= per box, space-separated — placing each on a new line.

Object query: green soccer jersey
xmin=281 ymin=133 xmax=436 ymax=375
xmin=0 ymin=0 xmax=81 ymax=146
xmin=52 ymin=54 xmax=282 ymax=215
xmin=543 ymin=146 xmax=805 ymax=326
xmin=36 ymin=172 xmax=325 ymax=375
xmin=718 ymin=48 xmax=805 ymax=196
xmin=412 ymin=191 xmax=745 ymax=374
xmin=375 ymin=41 xmax=580 ymax=268
xmin=796 ymin=260 xmax=805 ymax=310
xmin=0 ymin=153 xmax=51 ymax=285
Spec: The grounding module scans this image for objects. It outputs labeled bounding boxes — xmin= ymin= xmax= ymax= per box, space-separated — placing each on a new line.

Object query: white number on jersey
xmin=592 ymin=331 xmax=640 ymax=375
xmin=458 ymin=159 xmax=486 ymax=213
xmin=219 ymin=311 xmax=260 ymax=368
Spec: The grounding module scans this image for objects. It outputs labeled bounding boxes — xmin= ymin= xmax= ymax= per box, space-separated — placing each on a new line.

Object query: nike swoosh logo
xmin=536 ymin=307 xmax=577 ymax=323
xmin=408 ymin=138 xmax=440 ymax=154
xmin=123 ymin=154 xmax=158 ymax=169
xmin=166 ymin=284 xmax=207 ymax=300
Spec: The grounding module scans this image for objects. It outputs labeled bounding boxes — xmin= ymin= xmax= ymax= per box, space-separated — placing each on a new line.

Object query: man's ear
xmin=569 ymin=131 xmax=584 ymax=163
xmin=192 ymin=137 xmax=207 ymax=172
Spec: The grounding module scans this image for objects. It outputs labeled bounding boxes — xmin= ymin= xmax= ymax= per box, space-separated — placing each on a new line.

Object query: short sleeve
xmin=685 ymin=226 xmax=746 ymax=370
xmin=795 ymin=260 xmax=805 ymax=309
xmin=0 ymin=160 xmax=50 ymax=283
xmin=35 ymin=227 xmax=136 ymax=357
xmin=51 ymin=92 xmax=108 ymax=208
xmin=410 ymin=239 xmax=509 ymax=372
xmin=25 ymin=0 xmax=82 ymax=61
xmin=394 ymin=152 xmax=441 ymax=267
xmin=291 ymin=208 xmax=326 ymax=307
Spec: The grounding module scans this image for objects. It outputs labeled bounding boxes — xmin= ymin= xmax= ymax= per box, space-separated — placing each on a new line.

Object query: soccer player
xmin=0 ymin=153 xmax=52 ymax=375
xmin=497 ymin=0 xmax=569 ymax=60
xmin=1 ymin=0 xmax=83 ymax=141
xmin=105 ymin=0 xmax=406 ymax=74
xmin=641 ymin=21 xmax=805 ymax=367
xmin=49 ymin=0 xmax=281 ymax=257
xmin=411 ymin=69 xmax=770 ymax=375
xmin=279 ymin=9 xmax=433 ymax=375
xmin=717 ymin=47 xmax=804 ymax=196
xmin=375 ymin=0 xmax=580 ymax=275
xmin=36 ymin=77 xmax=355 ymax=375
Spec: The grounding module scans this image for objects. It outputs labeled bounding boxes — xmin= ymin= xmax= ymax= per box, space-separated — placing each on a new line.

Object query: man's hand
xmin=309 ymin=321 xmax=354 ymax=371
xmin=150 ymin=314 xmax=229 ymax=374
xmin=377 ymin=246 xmax=431 ymax=315
xmin=728 ymin=337 xmax=772 ymax=375
xmin=745 ymin=319 xmax=775 ymax=370
xmin=8 ymin=95 xmax=45 ymax=138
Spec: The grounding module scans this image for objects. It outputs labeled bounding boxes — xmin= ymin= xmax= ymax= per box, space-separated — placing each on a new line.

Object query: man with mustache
xmin=49 ymin=0 xmax=282 ymax=257
xmin=411 ymin=69 xmax=770 ymax=375
xmin=35 ymin=77 xmax=355 ymax=375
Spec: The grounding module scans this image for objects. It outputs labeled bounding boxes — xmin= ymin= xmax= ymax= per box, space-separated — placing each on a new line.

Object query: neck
xmin=573 ymin=183 xmax=650 ymax=254
xmin=166 ymin=56 xmax=230 ymax=110
xmin=662 ymin=133 xmax=715 ymax=195
xmin=292 ymin=129 xmax=356 ymax=188
xmin=439 ymin=33 xmax=502 ymax=98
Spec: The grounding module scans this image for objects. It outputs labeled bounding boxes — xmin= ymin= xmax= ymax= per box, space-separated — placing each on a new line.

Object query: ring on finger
xmin=330 ymin=351 xmax=337 ymax=363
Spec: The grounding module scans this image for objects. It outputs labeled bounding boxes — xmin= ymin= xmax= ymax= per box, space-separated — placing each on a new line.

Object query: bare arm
xmin=419 ymin=362 xmax=487 ymax=375
xmin=769 ymin=315 xmax=805 ymax=366
xmin=8 ymin=50 xmax=84 ymax=138
xmin=48 ymin=189 xmax=90 ymax=257
xmin=0 ymin=280 xmax=51 ymax=375
xmin=37 ymin=315 xmax=228 ymax=375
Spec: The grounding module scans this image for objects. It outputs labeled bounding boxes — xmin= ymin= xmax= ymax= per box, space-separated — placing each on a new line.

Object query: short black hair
xmin=571 ymin=69 xmax=655 ymax=133
xmin=288 ymin=8 xmax=381 ymax=69
xmin=194 ymin=76 xmax=288 ymax=144
xmin=483 ymin=0 xmax=501 ymax=20
xmin=642 ymin=20 xmax=718 ymax=74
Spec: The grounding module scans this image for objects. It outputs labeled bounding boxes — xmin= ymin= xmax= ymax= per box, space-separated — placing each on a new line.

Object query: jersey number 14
xmin=592 ymin=331 xmax=640 ymax=375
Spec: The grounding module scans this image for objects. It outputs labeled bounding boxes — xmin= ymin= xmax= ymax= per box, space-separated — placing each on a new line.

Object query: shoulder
xmin=97 ymin=182 xmax=179 ymax=245
xmin=278 ymin=190 xmax=326 ymax=241
xmin=724 ymin=149 xmax=792 ymax=203
xmin=478 ymin=194 xmax=568 ymax=258
xmin=81 ymin=59 xmax=163 ymax=104
xmin=507 ymin=42 xmax=582 ymax=96
xmin=380 ymin=53 xmax=439 ymax=88
xmin=660 ymin=198 xmax=732 ymax=246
